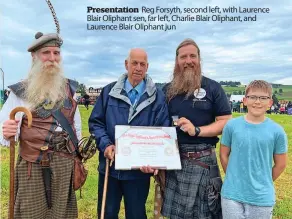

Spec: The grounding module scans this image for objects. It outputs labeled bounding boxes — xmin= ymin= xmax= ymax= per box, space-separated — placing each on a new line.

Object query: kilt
xmin=14 ymin=153 xmax=78 ymax=219
xmin=161 ymin=143 xmax=222 ymax=219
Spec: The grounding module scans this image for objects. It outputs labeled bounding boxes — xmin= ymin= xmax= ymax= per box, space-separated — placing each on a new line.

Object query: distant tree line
xmin=219 ymin=81 xmax=241 ymax=87
xmin=274 ymin=89 xmax=284 ymax=94
xmin=232 ymin=91 xmax=245 ymax=95
xmin=271 ymin=84 xmax=282 ymax=88
xmin=76 ymin=83 xmax=87 ymax=96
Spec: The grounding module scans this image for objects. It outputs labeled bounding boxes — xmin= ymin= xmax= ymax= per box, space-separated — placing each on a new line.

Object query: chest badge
xmin=193 ymin=88 xmax=207 ymax=108
xmin=194 ymin=88 xmax=206 ymax=99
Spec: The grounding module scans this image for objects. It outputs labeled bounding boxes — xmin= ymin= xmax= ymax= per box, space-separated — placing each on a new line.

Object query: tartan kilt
xmin=14 ymin=154 xmax=78 ymax=219
xmin=161 ymin=143 xmax=222 ymax=219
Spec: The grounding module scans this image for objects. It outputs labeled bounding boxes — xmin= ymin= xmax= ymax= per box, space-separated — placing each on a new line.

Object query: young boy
xmin=220 ymin=80 xmax=288 ymax=219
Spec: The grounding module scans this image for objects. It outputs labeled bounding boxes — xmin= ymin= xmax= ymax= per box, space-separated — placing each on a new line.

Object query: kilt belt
xmin=180 ymin=148 xmax=215 ymax=169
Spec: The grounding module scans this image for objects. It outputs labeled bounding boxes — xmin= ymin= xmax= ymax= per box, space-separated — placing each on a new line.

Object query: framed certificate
xmin=115 ymin=125 xmax=181 ymax=170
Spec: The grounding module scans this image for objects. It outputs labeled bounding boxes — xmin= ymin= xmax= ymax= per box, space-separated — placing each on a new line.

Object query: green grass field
xmin=223 ymin=85 xmax=292 ymax=101
xmin=1 ymin=106 xmax=291 ymax=218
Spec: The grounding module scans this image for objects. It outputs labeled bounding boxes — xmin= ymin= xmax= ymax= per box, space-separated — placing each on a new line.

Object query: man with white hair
xmin=0 ymin=32 xmax=81 ymax=218
xmin=89 ymin=48 xmax=170 ymax=219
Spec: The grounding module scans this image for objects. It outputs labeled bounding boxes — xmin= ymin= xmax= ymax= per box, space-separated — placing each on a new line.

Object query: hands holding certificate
xmin=140 ymin=166 xmax=159 ymax=175
xmin=115 ymin=126 xmax=181 ymax=170
xmin=105 ymin=145 xmax=159 ymax=175
xmin=105 ymin=144 xmax=159 ymax=175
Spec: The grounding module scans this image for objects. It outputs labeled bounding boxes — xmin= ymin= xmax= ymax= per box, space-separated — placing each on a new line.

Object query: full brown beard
xmin=166 ymin=61 xmax=202 ymax=101
xmin=23 ymin=57 xmax=67 ymax=110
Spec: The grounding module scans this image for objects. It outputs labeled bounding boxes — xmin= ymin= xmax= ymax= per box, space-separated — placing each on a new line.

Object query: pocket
xmin=207 ymin=176 xmax=223 ymax=215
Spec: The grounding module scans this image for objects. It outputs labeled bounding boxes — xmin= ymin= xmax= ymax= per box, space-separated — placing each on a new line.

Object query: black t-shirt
xmin=164 ymin=76 xmax=231 ymax=146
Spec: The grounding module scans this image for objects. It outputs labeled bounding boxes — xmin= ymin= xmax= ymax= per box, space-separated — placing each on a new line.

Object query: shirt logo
xmin=194 ymin=88 xmax=206 ymax=99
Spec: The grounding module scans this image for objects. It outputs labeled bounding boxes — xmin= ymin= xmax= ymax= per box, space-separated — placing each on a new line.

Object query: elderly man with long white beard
xmin=160 ymin=38 xmax=232 ymax=219
xmin=0 ymin=32 xmax=81 ymax=219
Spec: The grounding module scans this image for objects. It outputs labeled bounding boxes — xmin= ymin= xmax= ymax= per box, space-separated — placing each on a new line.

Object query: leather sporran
xmin=73 ymin=156 xmax=88 ymax=191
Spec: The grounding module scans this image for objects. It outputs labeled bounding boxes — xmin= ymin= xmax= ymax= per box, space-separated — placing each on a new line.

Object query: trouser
xmin=84 ymin=101 xmax=89 ymax=109
xmin=221 ymin=197 xmax=273 ymax=219
xmin=97 ymin=174 xmax=150 ymax=219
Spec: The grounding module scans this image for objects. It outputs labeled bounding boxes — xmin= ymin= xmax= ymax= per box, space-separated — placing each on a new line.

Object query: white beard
xmin=24 ymin=57 xmax=67 ymax=110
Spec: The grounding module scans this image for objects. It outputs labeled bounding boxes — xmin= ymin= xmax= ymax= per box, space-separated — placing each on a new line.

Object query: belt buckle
xmin=64 ymin=135 xmax=75 ymax=154
xmin=40 ymin=159 xmax=50 ymax=167
xmin=40 ymin=146 xmax=50 ymax=167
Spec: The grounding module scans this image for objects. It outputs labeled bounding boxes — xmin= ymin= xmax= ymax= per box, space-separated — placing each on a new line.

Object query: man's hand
xmin=2 ymin=119 xmax=20 ymax=139
xmin=140 ymin=166 xmax=159 ymax=175
xmin=177 ymin=117 xmax=196 ymax=136
xmin=104 ymin=145 xmax=115 ymax=160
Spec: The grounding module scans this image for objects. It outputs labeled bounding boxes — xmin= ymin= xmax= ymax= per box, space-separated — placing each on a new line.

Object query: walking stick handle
xmin=9 ymin=106 xmax=32 ymax=127
xmin=101 ymin=158 xmax=110 ymax=219
xmin=9 ymin=107 xmax=32 ymax=219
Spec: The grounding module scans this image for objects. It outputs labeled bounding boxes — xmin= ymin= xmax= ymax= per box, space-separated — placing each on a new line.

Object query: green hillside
xmin=223 ymin=85 xmax=292 ymax=101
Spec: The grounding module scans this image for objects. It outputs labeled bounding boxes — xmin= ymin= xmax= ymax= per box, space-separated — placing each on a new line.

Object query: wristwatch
xmin=194 ymin=127 xmax=201 ymax=137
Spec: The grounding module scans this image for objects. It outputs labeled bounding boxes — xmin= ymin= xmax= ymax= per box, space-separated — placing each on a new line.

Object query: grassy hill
xmin=223 ymin=85 xmax=292 ymax=101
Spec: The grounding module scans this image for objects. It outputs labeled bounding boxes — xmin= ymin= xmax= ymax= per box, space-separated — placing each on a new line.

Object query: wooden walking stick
xmin=153 ymin=170 xmax=166 ymax=219
xmin=101 ymin=158 xmax=110 ymax=219
xmin=9 ymin=107 xmax=32 ymax=219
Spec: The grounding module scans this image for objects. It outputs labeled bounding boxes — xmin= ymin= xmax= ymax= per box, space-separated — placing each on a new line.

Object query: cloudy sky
xmin=1 ymin=0 xmax=292 ymax=89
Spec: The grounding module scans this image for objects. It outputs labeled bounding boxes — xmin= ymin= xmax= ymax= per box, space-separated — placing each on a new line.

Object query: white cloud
xmin=1 ymin=46 xmax=26 ymax=58
xmin=62 ymin=50 xmax=94 ymax=60
xmin=0 ymin=0 xmax=291 ymax=89
xmin=274 ymin=77 xmax=292 ymax=85
xmin=84 ymin=76 xmax=118 ymax=87
xmin=0 ymin=16 xmax=35 ymax=35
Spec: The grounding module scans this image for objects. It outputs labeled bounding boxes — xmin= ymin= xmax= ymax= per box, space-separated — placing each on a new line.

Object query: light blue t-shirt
xmin=221 ymin=116 xmax=288 ymax=206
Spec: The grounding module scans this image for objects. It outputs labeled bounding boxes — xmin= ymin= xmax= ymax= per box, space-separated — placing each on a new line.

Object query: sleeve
xmin=0 ymin=92 xmax=25 ymax=146
xmin=74 ymin=106 xmax=82 ymax=141
xmin=220 ymin=121 xmax=232 ymax=147
xmin=274 ymin=127 xmax=288 ymax=154
xmin=213 ymin=84 xmax=232 ymax=116
xmin=88 ymin=87 xmax=113 ymax=153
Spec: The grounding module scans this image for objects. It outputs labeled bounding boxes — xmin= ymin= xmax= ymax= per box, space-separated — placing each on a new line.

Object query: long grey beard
xmin=24 ymin=59 xmax=67 ymax=110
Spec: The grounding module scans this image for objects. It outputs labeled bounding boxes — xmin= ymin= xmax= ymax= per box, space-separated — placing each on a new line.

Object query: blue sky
xmin=0 ymin=0 xmax=292 ymax=89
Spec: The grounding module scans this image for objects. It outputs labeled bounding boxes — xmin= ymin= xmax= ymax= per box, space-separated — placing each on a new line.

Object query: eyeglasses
xmin=246 ymin=96 xmax=271 ymax=102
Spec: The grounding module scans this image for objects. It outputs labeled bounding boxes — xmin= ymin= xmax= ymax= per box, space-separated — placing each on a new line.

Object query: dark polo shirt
xmin=164 ymin=76 xmax=231 ymax=146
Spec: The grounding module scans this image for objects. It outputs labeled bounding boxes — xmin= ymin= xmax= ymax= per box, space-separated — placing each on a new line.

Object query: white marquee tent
xmin=230 ymin=95 xmax=245 ymax=102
